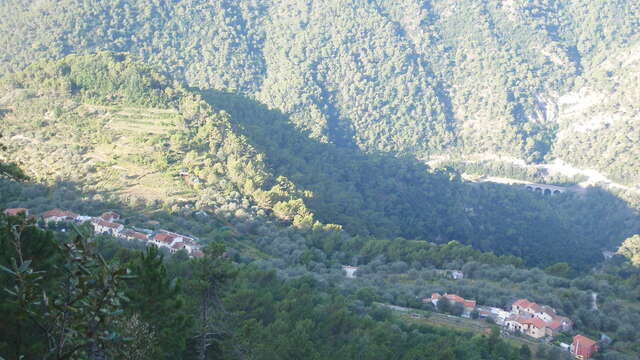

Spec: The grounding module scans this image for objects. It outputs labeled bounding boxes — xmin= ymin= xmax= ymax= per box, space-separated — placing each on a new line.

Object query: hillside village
xmin=4 ymin=207 xmax=606 ymax=359
xmin=422 ymin=292 xmax=599 ymax=359
xmin=341 ymin=260 xmax=602 ymax=358
xmin=3 ymin=207 xmax=204 ymax=258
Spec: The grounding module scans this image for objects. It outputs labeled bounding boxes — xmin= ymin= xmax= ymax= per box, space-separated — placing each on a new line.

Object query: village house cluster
xmin=6 ymin=208 xmax=603 ymax=359
xmin=505 ymin=298 xmax=573 ymax=339
xmin=4 ymin=208 xmax=204 ymax=258
xmin=423 ymin=292 xmax=599 ymax=359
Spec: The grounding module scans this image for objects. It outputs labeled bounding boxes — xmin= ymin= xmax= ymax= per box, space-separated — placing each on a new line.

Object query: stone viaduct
xmin=522 ymin=183 xmax=567 ymax=196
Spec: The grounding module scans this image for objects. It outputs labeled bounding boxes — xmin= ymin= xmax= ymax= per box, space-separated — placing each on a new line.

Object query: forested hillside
xmin=2 ymin=53 xmax=639 ymax=270
xmin=2 ymin=2 xmax=640 ymax=359
xmin=1 ymin=0 xmax=639 ymax=183
xmin=3 ymin=212 xmax=567 ymax=359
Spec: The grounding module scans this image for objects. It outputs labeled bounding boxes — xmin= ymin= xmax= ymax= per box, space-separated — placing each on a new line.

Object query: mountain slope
xmin=552 ymin=43 xmax=640 ymax=184
xmin=2 ymin=53 xmax=639 ymax=269
xmin=1 ymin=0 xmax=639 ymax=181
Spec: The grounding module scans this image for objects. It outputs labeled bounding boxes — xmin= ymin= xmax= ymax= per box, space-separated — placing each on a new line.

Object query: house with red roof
xmin=92 ymin=218 xmax=124 ymax=235
xmin=505 ymin=315 xmax=547 ymax=339
xmin=506 ymin=298 xmax=574 ymax=339
xmin=159 ymin=229 xmax=197 ymax=243
xmin=147 ymin=229 xmax=202 ymax=257
xmin=42 ymin=209 xmax=80 ymax=224
xmin=99 ymin=211 xmax=121 ymax=223
xmin=119 ymin=229 xmax=148 ymax=242
xmin=4 ymin=208 xmax=29 ymax=216
xmin=512 ymin=298 xmax=557 ymax=321
xmin=5 ymin=205 xmax=204 ymax=258
xmin=424 ymin=293 xmax=477 ymax=316
xmin=148 ymin=229 xmax=200 ymax=251
xmin=571 ymin=335 xmax=598 ymax=359
xmin=150 ymin=232 xmax=175 ymax=247
xmin=150 ymin=231 xmax=179 ymax=245
xmin=511 ymin=299 xmax=573 ymax=333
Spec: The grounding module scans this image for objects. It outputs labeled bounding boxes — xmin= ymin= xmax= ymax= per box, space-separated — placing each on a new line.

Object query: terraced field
xmin=89 ymin=106 xmax=194 ymax=201
xmin=105 ymin=106 xmax=178 ymax=134
xmin=3 ymin=101 xmax=196 ymax=203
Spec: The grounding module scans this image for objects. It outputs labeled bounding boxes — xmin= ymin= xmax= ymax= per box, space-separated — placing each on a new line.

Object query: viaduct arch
xmin=523 ymin=184 xmax=566 ymax=196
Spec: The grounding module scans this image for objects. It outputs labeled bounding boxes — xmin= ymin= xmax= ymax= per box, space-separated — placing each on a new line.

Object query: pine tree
xmin=125 ymin=246 xmax=191 ymax=359
xmin=184 ymin=243 xmax=234 ymax=360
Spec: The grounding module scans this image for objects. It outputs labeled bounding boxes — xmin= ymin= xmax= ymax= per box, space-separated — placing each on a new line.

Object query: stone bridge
xmin=462 ymin=174 xmax=584 ymax=196
xmin=522 ymin=183 xmax=567 ymax=196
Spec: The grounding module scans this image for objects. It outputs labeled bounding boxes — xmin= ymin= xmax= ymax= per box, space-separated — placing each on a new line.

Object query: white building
xmin=42 ymin=209 xmax=81 ymax=224
xmin=92 ymin=218 xmax=124 ymax=235
xmin=342 ymin=265 xmax=359 ymax=278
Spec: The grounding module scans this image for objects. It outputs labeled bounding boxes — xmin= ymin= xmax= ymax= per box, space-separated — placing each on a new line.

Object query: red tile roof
xmin=130 ymin=231 xmax=148 ymax=240
xmin=463 ymin=299 xmax=477 ymax=308
xmin=159 ymin=230 xmax=193 ymax=241
xmin=510 ymin=316 xmax=545 ymax=329
xmin=431 ymin=293 xmax=477 ymax=308
xmin=4 ymin=208 xmax=28 ymax=216
xmin=93 ymin=218 xmax=123 ymax=229
xmin=172 ymin=242 xmax=186 ymax=250
xmin=100 ymin=211 xmax=120 ymax=220
xmin=573 ymin=335 xmax=597 ymax=348
xmin=548 ymin=319 xmax=562 ymax=330
xmin=572 ymin=334 xmax=598 ymax=358
xmin=513 ymin=299 xmax=557 ymax=316
xmin=513 ymin=299 xmax=534 ymax=308
xmin=43 ymin=209 xmax=79 ymax=219
xmin=524 ymin=317 xmax=546 ymax=329
xmin=153 ymin=232 xmax=174 ymax=244
xmin=444 ymin=294 xmax=465 ymax=303
xmin=122 ymin=229 xmax=148 ymax=240
xmin=529 ymin=303 xmax=543 ymax=313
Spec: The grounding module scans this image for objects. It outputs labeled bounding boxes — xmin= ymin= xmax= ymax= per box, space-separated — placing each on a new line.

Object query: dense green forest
xmin=0 ymin=0 xmax=639 ymax=183
xmin=2 ymin=53 xmax=639 ymax=269
xmin=1 ymin=2 xmax=640 ymax=357
xmin=1 ymin=53 xmax=640 ymax=359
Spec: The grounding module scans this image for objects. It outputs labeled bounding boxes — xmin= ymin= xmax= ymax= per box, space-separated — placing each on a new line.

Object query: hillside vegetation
xmin=2 ymin=53 xmax=639 ymax=269
xmin=2 ymin=53 xmax=640 ymax=358
xmin=1 ymin=0 xmax=639 ymax=184
xmin=2 ymin=2 xmax=640 ymax=359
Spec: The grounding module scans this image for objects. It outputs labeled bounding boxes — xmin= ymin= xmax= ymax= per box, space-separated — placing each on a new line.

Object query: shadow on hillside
xmin=464 ymin=181 xmax=640 ymax=267
xmin=200 ymin=89 xmax=470 ymax=242
xmin=199 ymin=89 xmax=640 ymax=268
